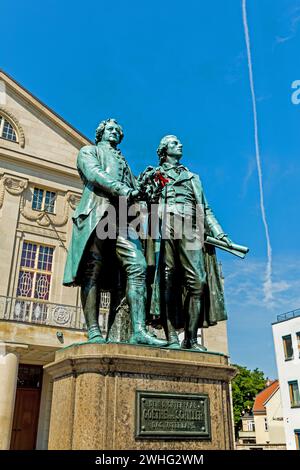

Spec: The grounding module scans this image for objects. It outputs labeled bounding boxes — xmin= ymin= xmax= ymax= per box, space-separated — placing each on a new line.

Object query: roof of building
xmin=253 ymin=380 xmax=279 ymax=414
xmin=0 ymin=69 xmax=92 ymax=147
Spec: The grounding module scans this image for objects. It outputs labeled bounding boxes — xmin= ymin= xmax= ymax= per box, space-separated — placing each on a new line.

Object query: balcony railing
xmin=277 ymin=308 xmax=300 ymax=323
xmin=0 ymin=294 xmax=110 ymax=331
xmin=238 ymin=430 xmax=256 ymax=438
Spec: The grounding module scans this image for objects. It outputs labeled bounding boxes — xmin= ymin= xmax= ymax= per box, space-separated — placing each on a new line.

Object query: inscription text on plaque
xmin=135 ymin=391 xmax=211 ymax=439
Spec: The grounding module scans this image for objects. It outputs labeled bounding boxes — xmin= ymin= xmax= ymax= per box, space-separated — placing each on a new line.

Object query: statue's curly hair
xmin=156 ymin=135 xmax=178 ymax=163
xmin=95 ymin=118 xmax=124 ymax=144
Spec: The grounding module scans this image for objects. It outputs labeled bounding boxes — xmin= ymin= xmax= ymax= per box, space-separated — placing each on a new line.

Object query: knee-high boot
xmin=127 ymin=282 xmax=168 ymax=347
xmin=81 ymin=281 xmax=105 ymax=343
xmin=162 ymin=269 xmax=180 ymax=348
xmin=182 ymin=295 xmax=207 ymax=351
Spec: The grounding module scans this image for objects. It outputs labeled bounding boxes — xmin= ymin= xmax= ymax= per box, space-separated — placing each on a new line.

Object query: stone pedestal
xmin=45 ymin=343 xmax=236 ymax=450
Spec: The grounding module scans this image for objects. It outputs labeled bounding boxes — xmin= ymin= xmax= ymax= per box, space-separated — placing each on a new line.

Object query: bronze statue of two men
xmin=64 ymin=118 xmax=246 ymax=351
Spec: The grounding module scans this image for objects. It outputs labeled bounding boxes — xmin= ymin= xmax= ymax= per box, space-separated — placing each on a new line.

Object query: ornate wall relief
xmin=19 ymin=189 xmax=81 ymax=227
xmin=0 ymin=173 xmax=28 ymax=208
xmin=67 ymin=192 xmax=81 ymax=210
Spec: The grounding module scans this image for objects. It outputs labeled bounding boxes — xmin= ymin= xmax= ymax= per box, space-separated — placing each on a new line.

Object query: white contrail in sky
xmin=242 ymin=0 xmax=273 ymax=303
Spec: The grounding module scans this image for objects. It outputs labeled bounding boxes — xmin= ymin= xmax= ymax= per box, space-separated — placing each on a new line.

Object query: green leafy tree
xmin=231 ymin=365 xmax=267 ymax=435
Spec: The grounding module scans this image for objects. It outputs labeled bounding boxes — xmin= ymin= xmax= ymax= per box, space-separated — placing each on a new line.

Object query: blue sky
xmin=2 ymin=0 xmax=300 ymax=377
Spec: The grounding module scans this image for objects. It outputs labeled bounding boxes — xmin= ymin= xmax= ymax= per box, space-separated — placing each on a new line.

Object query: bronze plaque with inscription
xmin=135 ymin=391 xmax=211 ymax=439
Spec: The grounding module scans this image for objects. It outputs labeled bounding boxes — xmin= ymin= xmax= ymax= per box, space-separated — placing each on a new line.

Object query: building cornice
xmin=0 ymin=147 xmax=81 ymax=181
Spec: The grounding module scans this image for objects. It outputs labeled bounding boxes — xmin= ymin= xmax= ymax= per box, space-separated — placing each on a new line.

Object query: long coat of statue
xmin=63 ymin=142 xmax=137 ymax=286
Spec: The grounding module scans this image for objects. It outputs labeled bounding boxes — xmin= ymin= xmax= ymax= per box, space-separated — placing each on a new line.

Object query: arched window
xmin=0 ymin=115 xmax=18 ymax=142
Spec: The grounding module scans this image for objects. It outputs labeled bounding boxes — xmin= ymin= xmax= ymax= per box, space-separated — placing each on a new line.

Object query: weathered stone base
xmin=45 ymin=343 xmax=236 ymax=450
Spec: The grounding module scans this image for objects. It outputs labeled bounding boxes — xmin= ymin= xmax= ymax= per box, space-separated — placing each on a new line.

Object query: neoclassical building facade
xmin=0 ymin=70 xmax=228 ymax=449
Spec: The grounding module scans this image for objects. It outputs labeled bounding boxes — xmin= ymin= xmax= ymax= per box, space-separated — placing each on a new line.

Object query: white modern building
xmin=272 ymin=309 xmax=300 ymax=450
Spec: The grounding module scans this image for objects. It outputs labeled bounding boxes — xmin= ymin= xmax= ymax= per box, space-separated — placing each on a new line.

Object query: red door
xmin=10 ymin=388 xmax=41 ymax=450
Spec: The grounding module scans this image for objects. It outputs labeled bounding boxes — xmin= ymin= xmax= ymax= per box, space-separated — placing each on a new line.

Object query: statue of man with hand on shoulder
xmin=63 ymin=118 xmax=167 ymax=347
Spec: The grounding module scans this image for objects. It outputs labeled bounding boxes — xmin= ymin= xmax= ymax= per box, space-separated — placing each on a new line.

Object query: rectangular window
xmin=283 ymin=335 xmax=293 ymax=360
xmin=16 ymin=242 xmax=54 ymax=323
xmin=295 ymin=430 xmax=300 ymax=450
xmin=44 ymin=191 xmax=56 ymax=213
xmin=297 ymin=332 xmax=300 ymax=358
xmin=32 ymin=188 xmax=56 ymax=213
xmin=248 ymin=420 xmax=255 ymax=432
xmin=264 ymin=417 xmax=268 ymax=431
xmin=288 ymin=381 xmax=300 ymax=408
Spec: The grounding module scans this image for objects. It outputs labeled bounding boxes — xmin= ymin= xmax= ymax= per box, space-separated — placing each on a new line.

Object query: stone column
xmin=0 ymin=343 xmax=28 ymax=449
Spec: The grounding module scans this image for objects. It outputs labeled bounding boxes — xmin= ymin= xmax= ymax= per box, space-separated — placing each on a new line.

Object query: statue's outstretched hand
xmin=216 ymin=233 xmax=233 ymax=248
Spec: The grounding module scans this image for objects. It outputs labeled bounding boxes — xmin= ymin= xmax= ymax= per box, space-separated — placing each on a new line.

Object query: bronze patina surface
xmin=63 ymin=123 xmax=248 ymax=351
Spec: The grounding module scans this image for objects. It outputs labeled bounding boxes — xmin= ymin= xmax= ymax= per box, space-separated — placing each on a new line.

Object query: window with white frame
xmin=288 ymin=381 xmax=300 ymax=408
xmin=282 ymin=334 xmax=293 ymax=360
xmin=248 ymin=420 xmax=255 ymax=432
xmin=0 ymin=115 xmax=18 ymax=142
xmin=16 ymin=242 xmax=54 ymax=301
xmin=15 ymin=242 xmax=54 ymax=323
xmin=32 ymin=187 xmax=56 ymax=213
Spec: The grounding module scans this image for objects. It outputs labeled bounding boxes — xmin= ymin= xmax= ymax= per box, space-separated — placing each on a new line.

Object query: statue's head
xmin=157 ymin=135 xmax=183 ymax=163
xmin=95 ymin=118 xmax=124 ymax=145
